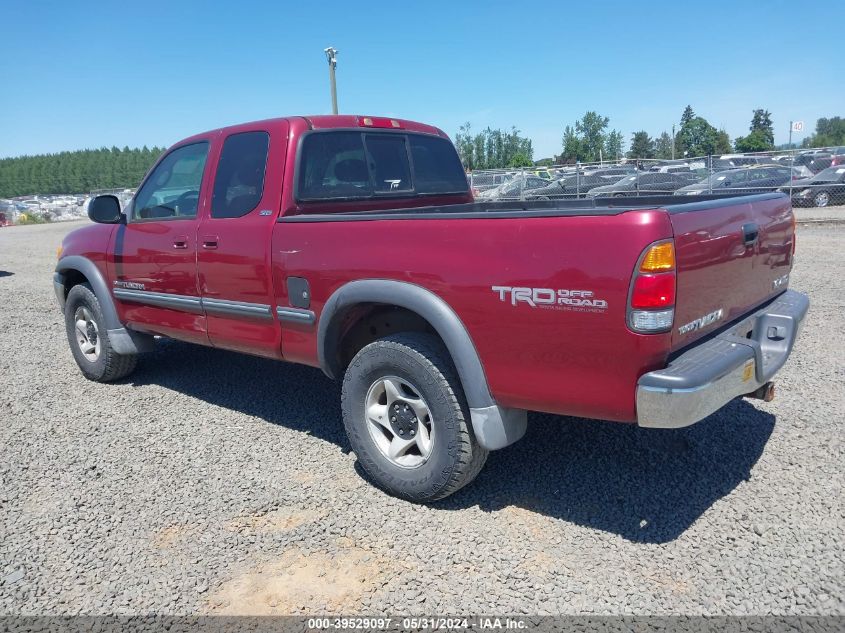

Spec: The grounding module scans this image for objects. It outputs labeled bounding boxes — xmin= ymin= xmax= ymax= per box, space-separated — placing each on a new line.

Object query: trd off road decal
xmin=492 ymin=286 xmax=608 ymax=313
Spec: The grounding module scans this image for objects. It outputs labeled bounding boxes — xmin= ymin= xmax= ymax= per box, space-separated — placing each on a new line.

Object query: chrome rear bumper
xmin=636 ymin=289 xmax=809 ymax=429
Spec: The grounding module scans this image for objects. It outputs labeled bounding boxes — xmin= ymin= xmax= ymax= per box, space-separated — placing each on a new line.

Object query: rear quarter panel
xmin=273 ymin=209 xmax=674 ymax=422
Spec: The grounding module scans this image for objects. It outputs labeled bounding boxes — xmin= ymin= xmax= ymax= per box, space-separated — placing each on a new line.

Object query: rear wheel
xmin=341 ymin=333 xmax=487 ymax=502
xmin=814 ymin=191 xmax=830 ymax=207
xmin=64 ymin=284 xmax=137 ymax=382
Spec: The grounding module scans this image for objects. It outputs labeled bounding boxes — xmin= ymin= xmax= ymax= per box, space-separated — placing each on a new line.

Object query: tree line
xmin=0 ymin=146 xmax=164 ymax=199
xmin=454 ymin=124 xmax=534 ymax=170
xmin=457 ymin=108 xmax=844 ymax=169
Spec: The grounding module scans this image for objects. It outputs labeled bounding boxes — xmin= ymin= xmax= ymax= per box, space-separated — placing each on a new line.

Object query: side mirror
xmin=87 ymin=195 xmax=123 ymax=224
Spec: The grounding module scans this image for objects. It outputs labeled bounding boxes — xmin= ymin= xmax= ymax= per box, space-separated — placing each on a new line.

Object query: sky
xmin=1 ymin=0 xmax=841 ymax=160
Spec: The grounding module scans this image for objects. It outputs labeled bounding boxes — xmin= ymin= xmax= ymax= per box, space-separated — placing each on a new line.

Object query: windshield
xmin=701 ymin=170 xmax=742 ymax=185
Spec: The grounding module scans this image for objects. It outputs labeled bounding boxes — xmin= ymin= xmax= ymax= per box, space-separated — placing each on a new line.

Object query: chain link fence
xmin=468 ymin=146 xmax=845 ymax=208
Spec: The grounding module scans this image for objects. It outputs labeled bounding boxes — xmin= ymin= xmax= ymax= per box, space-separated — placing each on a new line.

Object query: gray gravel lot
xmin=0 ymin=220 xmax=842 ymax=616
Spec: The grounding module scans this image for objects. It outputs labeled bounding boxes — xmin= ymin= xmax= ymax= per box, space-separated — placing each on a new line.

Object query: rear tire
xmin=64 ymin=284 xmax=137 ymax=382
xmin=341 ymin=333 xmax=487 ymax=502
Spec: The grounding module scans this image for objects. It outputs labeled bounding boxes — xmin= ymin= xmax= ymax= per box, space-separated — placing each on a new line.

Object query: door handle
xmin=742 ymin=223 xmax=759 ymax=247
xmin=172 ymin=236 xmax=188 ymax=249
xmin=202 ymin=236 xmax=219 ymax=250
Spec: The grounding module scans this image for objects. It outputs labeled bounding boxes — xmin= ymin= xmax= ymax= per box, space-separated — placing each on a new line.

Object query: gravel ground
xmin=794 ymin=204 xmax=845 ymax=224
xmin=0 ymin=220 xmax=842 ymax=616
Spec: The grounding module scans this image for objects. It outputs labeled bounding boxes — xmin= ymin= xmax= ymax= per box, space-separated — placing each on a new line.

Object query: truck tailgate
xmin=669 ymin=193 xmax=795 ymax=351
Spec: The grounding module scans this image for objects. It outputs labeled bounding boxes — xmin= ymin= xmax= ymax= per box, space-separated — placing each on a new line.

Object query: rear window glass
xmin=297 ymin=131 xmax=468 ymax=201
xmin=365 ymin=135 xmax=412 ymax=193
xmin=408 ymin=135 xmax=469 ymax=194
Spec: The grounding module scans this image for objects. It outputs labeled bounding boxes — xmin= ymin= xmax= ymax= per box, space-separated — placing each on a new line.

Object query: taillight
xmin=628 ymin=240 xmax=676 ymax=333
xmin=631 ymin=274 xmax=676 ymax=308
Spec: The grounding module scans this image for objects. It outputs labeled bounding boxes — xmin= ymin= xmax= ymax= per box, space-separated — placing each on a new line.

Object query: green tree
xmin=734 ymin=129 xmax=773 ymax=153
xmin=715 ymin=129 xmax=732 ymax=154
xmin=677 ymin=116 xmax=731 ymax=157
xmin=750 ymin=109 xmax=774 ymax=146
xmin=628 ymin=131 xmax=656 ymax=158
xmin=0 ymin=146 xmax=164 ymax=198
xmin=681 ymin=105 xmax=695 ymax=127
xmin=508 ymin=153 xmax=533 ymax=168
xmin=559 ymin=125 xmax=582 ymax=163
xmin=575 ymin=111 xmax=610 ymax=162
xmin=454 ymin=124 xmax=533 ymax=170
xmin=805 ymin=117 xmax=845 ymax=147
xmin=654 ymin=131 xmax=673 ymax=159
xmin=604 ymin=130 xmax=624 ymax=161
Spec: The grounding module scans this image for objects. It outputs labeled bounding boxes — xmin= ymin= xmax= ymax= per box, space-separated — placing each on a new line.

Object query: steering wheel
xmin=174 ymin=190 xmax=199 ymax=215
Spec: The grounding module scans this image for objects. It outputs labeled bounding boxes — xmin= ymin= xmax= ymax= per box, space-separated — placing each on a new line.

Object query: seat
xmin=334 ymin=159 xmax=368 ymax=183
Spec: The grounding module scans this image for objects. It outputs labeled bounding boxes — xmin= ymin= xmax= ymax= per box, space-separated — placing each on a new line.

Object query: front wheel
xmin=64 ymin=283 xmax=138 ymax=382
xmin=813 ymin=191 xmax=830 ymax=207
xmin=341 ymin=333 xmax=488 ymax=502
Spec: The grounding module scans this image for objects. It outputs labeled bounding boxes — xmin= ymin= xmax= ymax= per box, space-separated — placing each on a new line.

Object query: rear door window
xmin=211 ymin=131 xmax=270 ymax=218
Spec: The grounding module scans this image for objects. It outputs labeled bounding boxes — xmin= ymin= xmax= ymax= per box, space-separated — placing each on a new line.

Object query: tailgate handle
xmin=742 ymin=223 xmax=759 ymax=247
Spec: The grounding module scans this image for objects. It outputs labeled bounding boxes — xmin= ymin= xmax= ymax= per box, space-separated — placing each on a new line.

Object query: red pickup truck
xmin=54 ymin=115 xmax=809 ymax=502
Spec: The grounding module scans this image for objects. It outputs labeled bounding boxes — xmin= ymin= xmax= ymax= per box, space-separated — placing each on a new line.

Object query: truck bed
xmin=279 ymin=192 xmax=785 ymax=222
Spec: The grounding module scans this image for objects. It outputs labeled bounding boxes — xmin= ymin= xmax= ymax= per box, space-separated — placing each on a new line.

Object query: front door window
xmin=133 ymin=142 xmax=209 ymax=220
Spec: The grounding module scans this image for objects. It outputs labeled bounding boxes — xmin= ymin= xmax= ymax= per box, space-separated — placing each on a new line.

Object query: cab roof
xmin=177 ymin=115 xmax=447 ymax=147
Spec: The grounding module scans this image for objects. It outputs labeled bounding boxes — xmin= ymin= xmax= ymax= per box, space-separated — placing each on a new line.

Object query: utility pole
xmin=788 ymin=120 xmax=793 ymax=149
xmin=324 ymin=47 xmax=338 ymax=115
xmin=671 ymin=124 xmax=676 ymax=160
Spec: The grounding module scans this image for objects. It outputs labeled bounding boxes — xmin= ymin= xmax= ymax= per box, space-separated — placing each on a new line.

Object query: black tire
xmin=64 ymin=283 xmax=137 ymax=382
xmin=341 ymin=333 xmax=488 ymax=502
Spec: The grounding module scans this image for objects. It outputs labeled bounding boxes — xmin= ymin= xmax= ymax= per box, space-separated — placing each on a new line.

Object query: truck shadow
xmin=129 ymin=340 xmax=774 ymax=544
xmin=441 ymin=402 xmax=775 ymax=543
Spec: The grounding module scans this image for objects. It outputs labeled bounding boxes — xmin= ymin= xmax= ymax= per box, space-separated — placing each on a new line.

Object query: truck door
xmin=111 ymin=141 xmax=211 ymax=345
xmin=196 ymin=121 xmax=287 ymax=358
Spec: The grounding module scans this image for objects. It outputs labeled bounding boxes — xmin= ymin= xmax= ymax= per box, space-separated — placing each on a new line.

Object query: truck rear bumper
xmin=636 ymin=289 xmax=809 ymax=429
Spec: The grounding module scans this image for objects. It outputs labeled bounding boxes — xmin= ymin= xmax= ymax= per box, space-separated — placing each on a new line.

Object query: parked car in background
xmin=469 ymin=171 xmax=513 ymax=195
xmin=587 ymin=172 xmax=699 ymax=198
xmin=647 ymin=159 xmax=706 ymax=173
xmin=475 ymin=174 xmax=550 ymax=200
xmin=710 ymin=154 xmax=766 ymax=170
xmin=793 ymin=152 xmax=832 ymax=174
xmin=525 ymin=166 xmax=636 ymax=199
xmin=781 ymin=166 xmax=845 ymax=207
xmin=675 ymin=166 xmax=795 ymax=196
